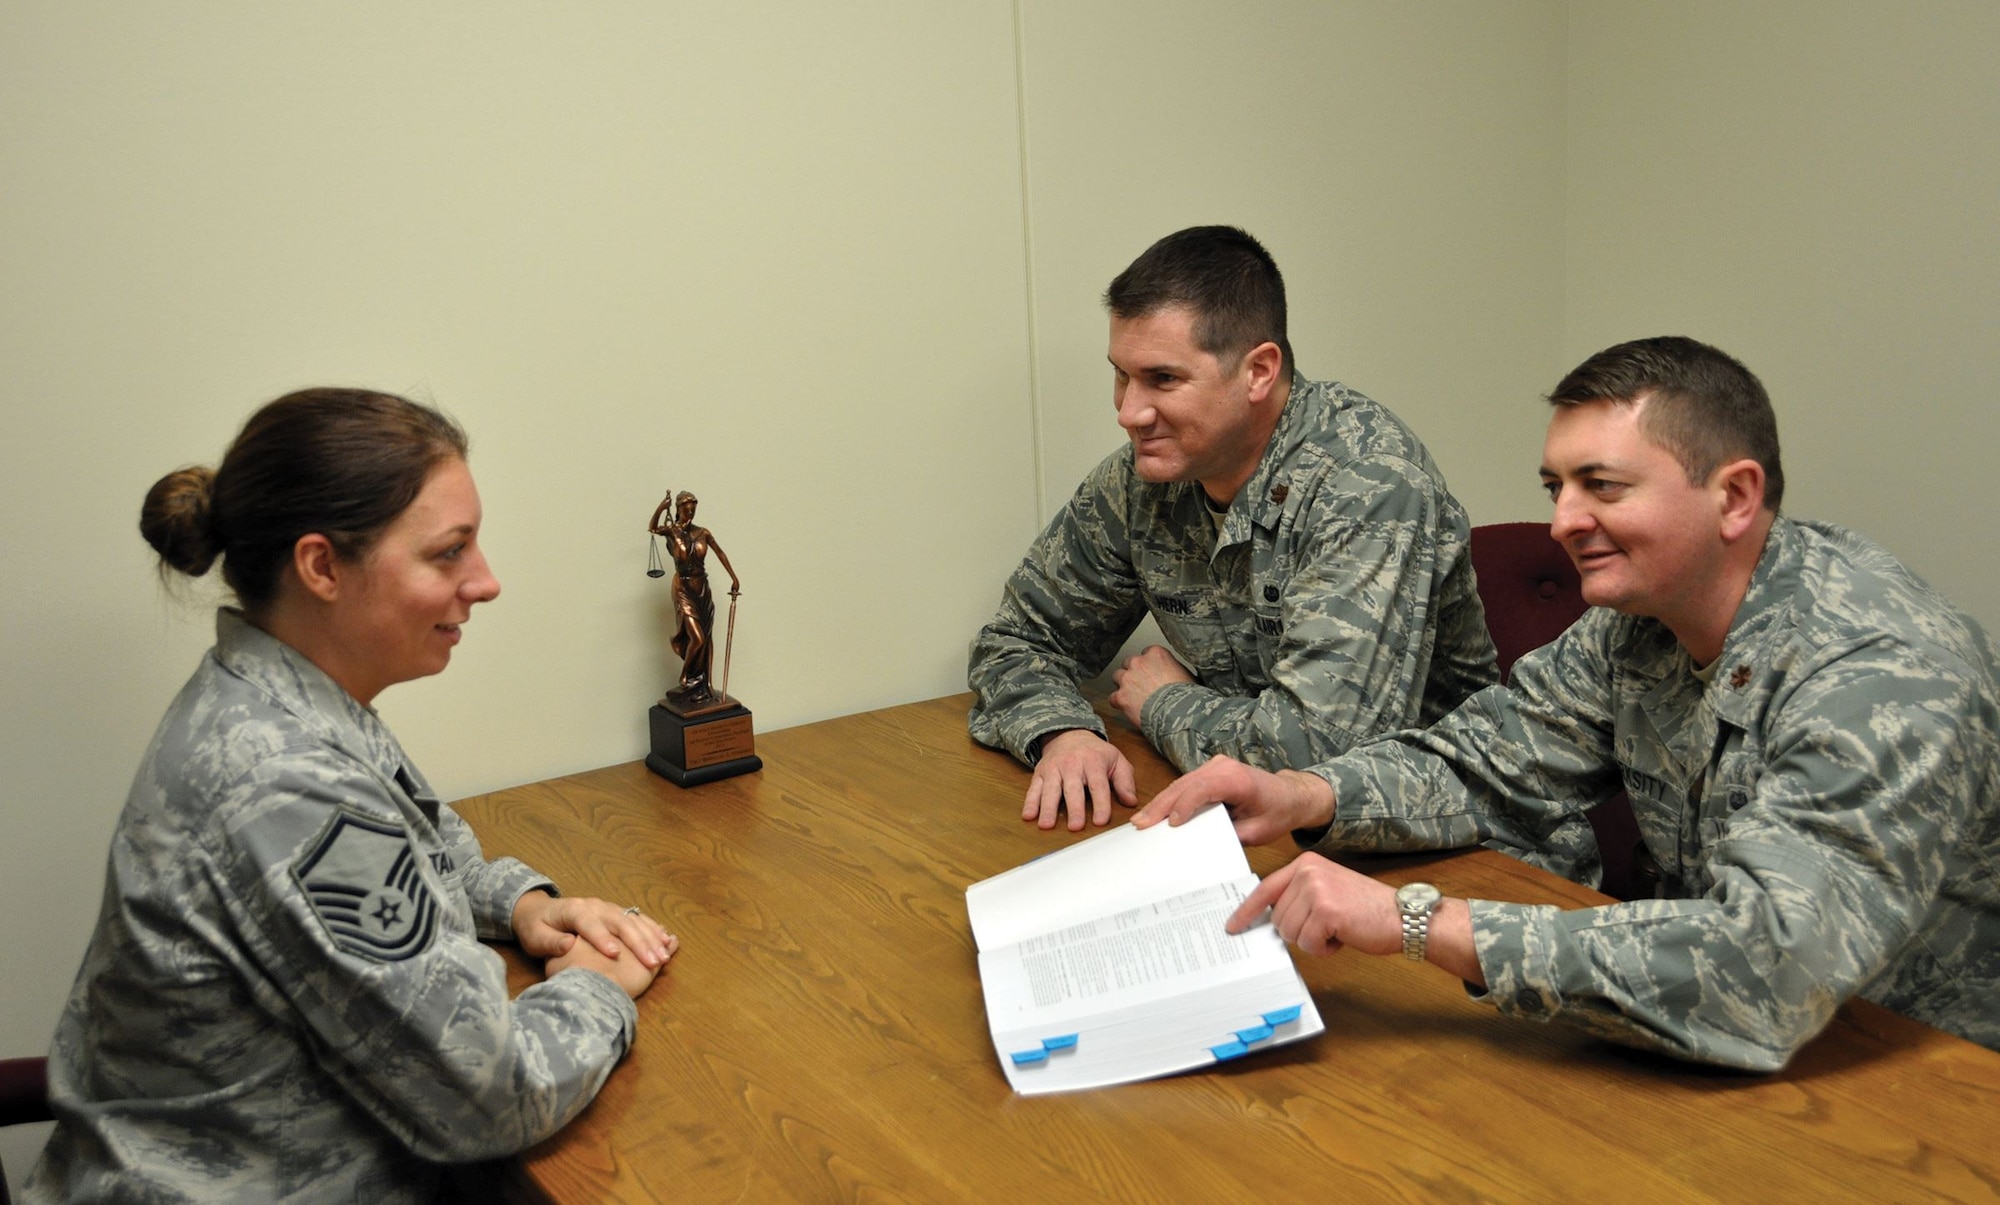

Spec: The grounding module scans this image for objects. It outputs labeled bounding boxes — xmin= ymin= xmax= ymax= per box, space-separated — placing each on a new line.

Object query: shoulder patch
xmin=291 ymin=810 xmax=440 ymax=962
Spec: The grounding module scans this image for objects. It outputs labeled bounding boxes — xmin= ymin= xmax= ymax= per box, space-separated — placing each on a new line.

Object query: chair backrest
xmin=1468 ymin=521 xmax=1586 ymax=680
xmin=1468 ymin=523 xmax=1647 ymax=901
xmin=1 ymin=1056 xmax=52 ymax=1205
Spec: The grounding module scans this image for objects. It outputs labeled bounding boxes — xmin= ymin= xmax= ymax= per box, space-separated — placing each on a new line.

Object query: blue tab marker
xmin=1234 ymin=1024 xmax=1274 ymax=1044
xmin=1210 ymin=1040 xmax=1250 ymax=1061
xmin=1262 ymin=1005 xmax=1303 ymax=1026
xmin=1041 ymin=1034 xmax=1079 ymax=1052
xmin=1011 ymin=1048 xmax=1049 ymax=1066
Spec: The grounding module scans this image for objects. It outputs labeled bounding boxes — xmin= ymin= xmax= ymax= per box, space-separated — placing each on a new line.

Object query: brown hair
xmin=1104 ymin=225 xmax=1294 ymax=383
xmin=1547 ymin=336 xmax=1785 ymax=512
xmin=140 ymin=388 xmax=469 ymax=613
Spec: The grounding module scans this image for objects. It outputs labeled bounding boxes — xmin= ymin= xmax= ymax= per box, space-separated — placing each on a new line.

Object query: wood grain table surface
xmin=452 ymin=693 xmax=2000 ymax=1203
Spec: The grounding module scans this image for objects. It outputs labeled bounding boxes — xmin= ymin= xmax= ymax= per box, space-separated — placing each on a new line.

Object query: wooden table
xmin=454 ymin=694 xmax=2000 ymax=1202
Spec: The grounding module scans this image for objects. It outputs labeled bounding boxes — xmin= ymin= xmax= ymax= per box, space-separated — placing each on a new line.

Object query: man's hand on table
xmin=1023 ymin=729 xmax=1138 ymax=831
xmin=1132 ymin=754 xmax=1335 ymax=846
xmin=1108 ymin=644 xmax=1195 ymax=727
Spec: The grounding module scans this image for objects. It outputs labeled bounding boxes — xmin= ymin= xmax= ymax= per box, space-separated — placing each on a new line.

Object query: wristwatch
xmin=1395 ymin=881 xmax=1443 ymax=961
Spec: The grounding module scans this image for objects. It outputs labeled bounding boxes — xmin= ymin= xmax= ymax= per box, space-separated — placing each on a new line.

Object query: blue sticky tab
xmin=1010 ymin=1048 xmax=1049 ymax=1066
xmin=1210 ymin=1040 xmax=1250 ymax=1061
xmin=1041 ymin=1034 xmax=1078 ymax=1051
xmin=1262 ymin=1005 xmax=1303 ymax=1026
xmin=1235 ymin=1024 xmax=1274 ymax=1044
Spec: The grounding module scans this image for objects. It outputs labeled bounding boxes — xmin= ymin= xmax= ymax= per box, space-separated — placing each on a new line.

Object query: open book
xmin=966 ymin=805 xmax=1324 ymax=1095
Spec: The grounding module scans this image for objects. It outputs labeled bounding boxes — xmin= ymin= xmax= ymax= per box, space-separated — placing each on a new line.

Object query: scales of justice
xmin=643 ymin=488 xmax=762 ymax=786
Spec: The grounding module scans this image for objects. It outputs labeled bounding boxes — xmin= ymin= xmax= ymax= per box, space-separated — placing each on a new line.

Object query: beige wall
xmin=1565 ymin=1 xmax=2000 ymax=625
xmin=3 ymin=1 xmax=1994 ymax=1189
xmin=0 ymin=0 xmax=1040 ymax=1183
xmin=1020 ymin=2 xmax=1567 ymax=528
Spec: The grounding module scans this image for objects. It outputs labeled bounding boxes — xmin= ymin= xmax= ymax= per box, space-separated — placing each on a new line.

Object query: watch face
xmin=1396 ymin=882 xmax=1442 ymax=912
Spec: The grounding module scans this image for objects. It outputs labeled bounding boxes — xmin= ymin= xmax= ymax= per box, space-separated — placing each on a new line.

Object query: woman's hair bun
xmin=140 ymin=465 xmax=222 ymax=577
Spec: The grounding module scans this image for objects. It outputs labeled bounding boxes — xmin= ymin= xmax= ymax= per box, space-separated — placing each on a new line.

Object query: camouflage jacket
xmin=28 ymin=610 xmax=637 ymax=1203
xmin=967 ymin=374 xmax=1498 ymax=773
xmin=1308 ymin=518 xmax=2000 ymax=1069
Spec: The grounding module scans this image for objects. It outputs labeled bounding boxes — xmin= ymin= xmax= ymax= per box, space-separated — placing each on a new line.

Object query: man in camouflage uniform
xmin=1137 ymin=336 xmax=2000 ymax=1070
xmin=968 ymin=226 xmax=1498 ymax=831
xmin=28 ymin=611 xmax=657 ymax=1201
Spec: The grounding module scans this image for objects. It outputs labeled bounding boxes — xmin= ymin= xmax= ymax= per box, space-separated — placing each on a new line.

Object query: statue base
xmin=645 ymin=695 xmax=762 ymax=787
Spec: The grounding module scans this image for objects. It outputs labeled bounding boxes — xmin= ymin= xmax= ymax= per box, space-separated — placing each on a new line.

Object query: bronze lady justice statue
xmin=648 ymin=489 xmax=741 ymax=710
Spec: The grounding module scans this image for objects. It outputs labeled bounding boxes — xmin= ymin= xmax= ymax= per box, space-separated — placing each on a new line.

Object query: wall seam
xmin=1557 ymin=0 xmax=1575 ymax=375
xmin=1010 ymin=0 xmax=1047 ymax=525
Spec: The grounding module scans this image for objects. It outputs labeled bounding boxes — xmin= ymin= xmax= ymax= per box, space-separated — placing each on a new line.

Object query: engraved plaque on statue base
xmin=646 ymin=692 xmax=762 ymax=787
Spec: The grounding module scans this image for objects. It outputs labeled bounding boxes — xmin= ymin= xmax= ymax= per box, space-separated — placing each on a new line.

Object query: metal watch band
xmin=1400 ymin=908 xmax=1431 ymax=960
xmin=1397 ymin=882 xmax=1441 ymax=961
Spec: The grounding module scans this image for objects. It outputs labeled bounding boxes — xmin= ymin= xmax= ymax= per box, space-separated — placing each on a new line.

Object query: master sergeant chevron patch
xmin=291 ymin=810 xmax=441 ymax=962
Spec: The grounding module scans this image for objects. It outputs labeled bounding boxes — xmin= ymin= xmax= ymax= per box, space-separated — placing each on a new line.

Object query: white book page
xmin=966 ymin=804 xmax=1248 ymax=951
xmin=978 ymin=876 xmax=1282 ymax=1027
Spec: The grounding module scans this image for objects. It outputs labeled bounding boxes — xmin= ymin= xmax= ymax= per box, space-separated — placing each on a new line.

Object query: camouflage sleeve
xmin=1465 ymin=633 xmax=1989 ymax=1070
xmin=213 ymin=758 xmax=637 ymax=1162
xmin=967 ymin=451 xmax=1148 ymax=762
xmin=1303 ymin=612 xmax=1621 ymax=883
xmin=438 ymin=802 xmax=554 ymax=940
xmin=1138 ymin=451 xmax=1496 ymax=773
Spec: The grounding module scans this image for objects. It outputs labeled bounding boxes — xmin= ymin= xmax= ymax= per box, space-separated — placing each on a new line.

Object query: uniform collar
xmin=1702 ymin=516 xmax=1801 ymax=727
xmin=212 ymin=608 xmax=433 ymax=803
xmin=1218 ymin=373 xmax=1320 ymax=547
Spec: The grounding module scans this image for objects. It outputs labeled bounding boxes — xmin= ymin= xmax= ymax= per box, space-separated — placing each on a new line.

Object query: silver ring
xmin=623 ymin=906 xmax=642 ymax=916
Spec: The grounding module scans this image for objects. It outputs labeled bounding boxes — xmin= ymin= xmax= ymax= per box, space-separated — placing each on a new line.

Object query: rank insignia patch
xmin=292 ymin=811 xmax=440 ymax=962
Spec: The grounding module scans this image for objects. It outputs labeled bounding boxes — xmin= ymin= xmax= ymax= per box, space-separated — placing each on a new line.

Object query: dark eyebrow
xmin=1107 ymin=354 xmax=1189 ymax=377
xmin=1541 ymin=460 xmax=1619 ymax=480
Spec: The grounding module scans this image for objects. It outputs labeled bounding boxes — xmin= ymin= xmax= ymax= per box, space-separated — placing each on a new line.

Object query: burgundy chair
xmin=0 ymin=1056 xmax=51 ymax=1205
xmin=1469 ymin=522 xmax=1645 ymax=900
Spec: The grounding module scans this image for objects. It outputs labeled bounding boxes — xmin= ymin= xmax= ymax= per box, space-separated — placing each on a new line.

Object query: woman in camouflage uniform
xmin=30 ymin=389 xmax=679 ymax=1203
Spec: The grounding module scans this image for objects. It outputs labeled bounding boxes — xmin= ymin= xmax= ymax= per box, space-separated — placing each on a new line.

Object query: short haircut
xmin=1547 ymin=336 xmax=1785 ymax=512
xmin=1104 ymin=226 xmax=1294 ymax=382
